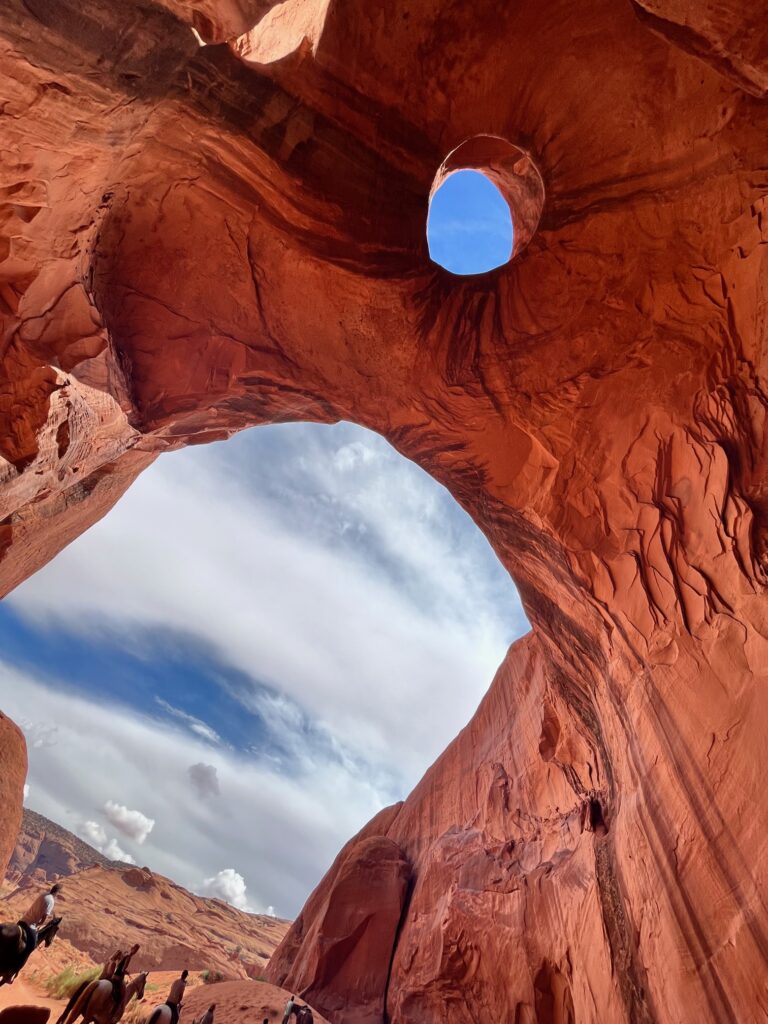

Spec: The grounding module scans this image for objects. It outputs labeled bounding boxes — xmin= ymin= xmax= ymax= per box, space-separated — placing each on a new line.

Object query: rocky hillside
xmin=183 ymin=980 xmax=329 ymax=1024
xmin=3 ymin=813 xmax=290 ymax=979
xmin=5 ymin=809 xmax=116 ymax=885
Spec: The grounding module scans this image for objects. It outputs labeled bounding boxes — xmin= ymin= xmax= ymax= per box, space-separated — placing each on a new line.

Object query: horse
xmin=0 ymin=917 xmax=62 ymax=986
xmin=59 ymin=972 xmax=148 ymax=1024
xmin=144 ymin=999 xmax=182 ymax=1024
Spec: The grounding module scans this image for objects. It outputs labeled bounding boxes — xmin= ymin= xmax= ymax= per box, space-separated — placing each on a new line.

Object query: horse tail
xmin=56 ymin=980 xmax=89 ymax=1024
xmin=61 ymin=980 xmax=97 ymax=1024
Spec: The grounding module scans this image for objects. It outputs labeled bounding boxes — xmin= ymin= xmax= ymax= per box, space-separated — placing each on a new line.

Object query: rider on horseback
xmin=165 ymin=968 xmax=188 ymax=1024
xmin=110 ymin=944 xmax=140 ymax=1008
xmin=20 ymin=883 xmax=61 ymax=929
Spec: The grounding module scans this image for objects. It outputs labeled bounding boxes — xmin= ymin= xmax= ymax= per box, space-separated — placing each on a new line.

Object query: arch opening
xmin=427 ymin=169 xmax=513 ymax=275
xmin=0 ymin=420 xmax=527 ymax=920
xmin=428 ymin=134 xmax=545 ymax=274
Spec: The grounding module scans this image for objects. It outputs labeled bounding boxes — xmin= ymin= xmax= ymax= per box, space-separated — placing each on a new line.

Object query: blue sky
xmin=428 ymin=169 xmax=513 ymax=274
xmin=0 ymin=178 xmax=525 ymax=918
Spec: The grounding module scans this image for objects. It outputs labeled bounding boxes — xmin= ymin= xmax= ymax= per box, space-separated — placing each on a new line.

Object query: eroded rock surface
xmin=1 ymin=0 xmax=768 ymax=1021
xmin=270 ymin=832 xmax=410 ymax=1024
xmin=0 ymin=715 xmax=26 ymax=881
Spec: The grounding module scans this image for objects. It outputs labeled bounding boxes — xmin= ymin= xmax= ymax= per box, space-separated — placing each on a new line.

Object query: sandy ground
xmin=0 ymin=968 xmax=205 ymax=1024
xmin=0 ymin=976 xmax=64 ymax=1016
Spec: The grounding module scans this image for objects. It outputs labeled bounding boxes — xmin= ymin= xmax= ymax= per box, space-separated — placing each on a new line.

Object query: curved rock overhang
xmin=1 ymin=0 xmax=768 ymax=1021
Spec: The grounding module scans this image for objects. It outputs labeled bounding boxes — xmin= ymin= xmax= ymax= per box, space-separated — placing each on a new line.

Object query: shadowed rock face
xmin=1 ymin=0 xmax=768 ymax=1021
xmin=6 ymin=809 xmax=116 ymax=885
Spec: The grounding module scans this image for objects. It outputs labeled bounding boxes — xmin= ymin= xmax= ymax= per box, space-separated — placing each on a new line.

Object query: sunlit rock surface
xmin=0 ymin=715 xmax=26 ymax=879
xmin=1 ymin=0 xmax=768 ymax=1020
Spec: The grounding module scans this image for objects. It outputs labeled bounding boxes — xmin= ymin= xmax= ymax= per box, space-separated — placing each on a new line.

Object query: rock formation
xmin=2 ymin=859 xmax=289 ymax=978
xmin=0 ymin=716 xmax=27 ymax=884
xmin=1 ymin=0 xmax=768 ymax=1022
xmin=270 ymin=828 xmax=410 ymax=1024
xmin=181 ymin=979 xmax=329 ymax=1024
xmin=5 ymin=809 xmax=116 ymax=886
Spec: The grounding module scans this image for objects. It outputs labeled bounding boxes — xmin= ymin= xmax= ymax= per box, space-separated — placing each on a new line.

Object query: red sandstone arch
xmin=1 ymin=0 xmax=768 ymax=1021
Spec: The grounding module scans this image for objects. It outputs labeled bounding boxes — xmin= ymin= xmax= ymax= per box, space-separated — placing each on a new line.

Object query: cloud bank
xmin=1 ymin=422 xmax=526 ymax=915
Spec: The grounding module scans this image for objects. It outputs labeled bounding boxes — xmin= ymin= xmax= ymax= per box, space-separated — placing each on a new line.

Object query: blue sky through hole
xmin=427 ymin=169 xmax=514 ymax=275
xmin=1 ymin=417 xmax=528 ymax=915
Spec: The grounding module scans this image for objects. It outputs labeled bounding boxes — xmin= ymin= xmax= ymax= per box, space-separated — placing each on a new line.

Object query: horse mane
xmin=146 ymin=1008 xmax=163 ymax=1024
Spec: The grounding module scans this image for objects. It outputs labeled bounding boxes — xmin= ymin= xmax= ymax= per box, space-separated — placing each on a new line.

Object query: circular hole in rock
xmin=427 ymin=169 xmax=514 ymax=276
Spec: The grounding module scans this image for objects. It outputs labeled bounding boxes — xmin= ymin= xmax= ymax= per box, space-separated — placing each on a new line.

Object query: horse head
xmin=133 ymin=972 xmax=149 ymax=1000
xmin=41 ymin=917 xmax=62 ymax=948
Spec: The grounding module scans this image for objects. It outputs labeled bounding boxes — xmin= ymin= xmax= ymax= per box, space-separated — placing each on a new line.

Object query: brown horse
xmin=0 ymin=918 xmax=62 ymax=986
xmin=60 ymin=973 xmax=148 ymax=1024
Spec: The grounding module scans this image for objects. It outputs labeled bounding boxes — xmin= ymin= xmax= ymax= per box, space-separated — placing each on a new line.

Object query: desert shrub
xmin=199 ymin=969 xmax=225 ymax=985
xmin=121 ymin=1000 xmax=149 ymax=1024
xmin=44 ymin=965 xmax=101 ymax=999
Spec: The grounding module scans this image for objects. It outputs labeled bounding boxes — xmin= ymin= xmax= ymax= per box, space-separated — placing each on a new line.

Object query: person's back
xmin=20 ymin=884 xmax=59 ymax=928
xmin=166 ymin=967 xmax=188 ymax=1024
xmin=100 ymin=950 xmax=122 ymax=981
xmin=282 ymin=995 xmax=295 ymax=1024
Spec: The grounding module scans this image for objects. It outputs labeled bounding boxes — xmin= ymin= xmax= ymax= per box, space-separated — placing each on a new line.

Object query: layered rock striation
xmin=1 ymin=0 xmax=768 ymax=1021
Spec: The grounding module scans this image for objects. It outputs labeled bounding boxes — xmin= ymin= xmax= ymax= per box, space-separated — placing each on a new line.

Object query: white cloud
xmin=80 ymin=820 xmax=107 ymax=847
xmin=188 ymin=763 xmax=220 ymax=799
xmin=0 ymin=663 xmax=383 ymax=916
xmin=79 ymin=820 xmax=136 ymax=864
xmin=102 ymin=839 xmax=136 ymax=864
xmin=23 ymin=784 xmax=29 ymax=800
xmin=156 ymin=699 xmax=222 ymax=746
xmin=103 ymin=801 xmax=155 ymax=844
xmin=1 ymin=422 xmax=527 ymax=917
xmin=7 ymin=424 xmax=523 ymax=789
xmin=266 ymin=905 xmax=275 ymax=917
xmin=332 ymin=440 xmax=378 ymax=472
xmin=198 ymin=868 xmax=249 ymax=911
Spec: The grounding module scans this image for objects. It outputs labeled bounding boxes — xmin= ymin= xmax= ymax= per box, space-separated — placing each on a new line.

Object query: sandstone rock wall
xmin=0 ymin=716 xmax=26 ymax=883
xmin=1 ymin=0 xmax=768 ymax=1021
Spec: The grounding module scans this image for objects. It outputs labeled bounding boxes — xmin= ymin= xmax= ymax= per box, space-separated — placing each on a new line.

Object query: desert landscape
xmin=2 ymin=0 xmax=768 ymax=1022
xmin=0 ymin=811 xmax=318 ymax=1024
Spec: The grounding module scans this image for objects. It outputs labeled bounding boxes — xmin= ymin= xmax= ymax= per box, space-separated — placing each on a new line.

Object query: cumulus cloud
xmin=80 ymin=820 xmax=107 ymax=847
xmin=266 ymin=905 xmax=275 ymax=917
xmin=102 ymin=839 xmax=136 ymax=864
xmin=79 ymin=820 xmax=136 ymax=864
xmin=103 ymin=801 xmax=155 ymax=844
xmin=198 ymin=869 xmax=250 ymax=911
xmin=188 ymin=763 xmax=220 ymax=799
